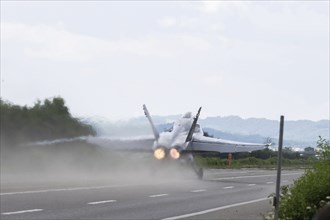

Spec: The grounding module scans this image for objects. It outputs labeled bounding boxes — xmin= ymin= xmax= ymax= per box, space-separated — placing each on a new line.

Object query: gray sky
xmin=1 ymin=1 xmax=329 ymax=121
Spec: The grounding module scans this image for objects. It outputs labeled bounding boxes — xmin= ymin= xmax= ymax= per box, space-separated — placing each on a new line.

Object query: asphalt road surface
xmin=1 ymin=169 xmax=303 ymax=220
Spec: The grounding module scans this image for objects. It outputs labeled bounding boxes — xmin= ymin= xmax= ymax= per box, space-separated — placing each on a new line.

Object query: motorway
xmin=1 ymin=169 xmax=303 ymax=220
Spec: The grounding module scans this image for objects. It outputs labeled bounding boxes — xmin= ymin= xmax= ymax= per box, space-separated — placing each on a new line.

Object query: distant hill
xmin=84 ymin=115 xmax=329 ymax=148
xmin=200 ymin=116 xmax=329 ymax=147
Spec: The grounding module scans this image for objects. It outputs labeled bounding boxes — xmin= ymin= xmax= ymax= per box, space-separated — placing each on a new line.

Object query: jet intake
xmin=169 ymin=148 xmax=181 ymax=160
xmin=154 ymin=147 xmax=166 ymax=160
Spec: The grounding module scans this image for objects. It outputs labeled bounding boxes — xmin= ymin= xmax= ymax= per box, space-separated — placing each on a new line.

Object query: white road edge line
xmin=88 ymin=200 xmax=116 ymax=205
xmin=190 ymin=189 xmax=206 ymax=193
xmin=211 ymin=171 xmax=248 ymax=174
xmin=0 ymin=184 xmax=137 ymax=196
xmin=149 ymin=194 xmax=168 ymax=198
xmin=248 ymin=184 xmax=256 ymax=186
xmin=266 ymin=181 xmax=274 ymax=184
xmin=162 ymin=197 xmax=270 ymax=220
xmin=223 ymin=186 xmax=234 ymax=189
xmin=1 ymin=209 xmax=43 ymax=215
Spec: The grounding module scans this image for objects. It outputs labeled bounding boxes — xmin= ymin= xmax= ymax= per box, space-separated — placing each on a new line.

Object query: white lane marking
xmin=88 ymin=200 xmax=116 ymax=205
xmin=0 ymin=184 xmax=137 ymax=196
xmin=266 ymin=181 xmax=274 ymax=184
xmin=190 ymin=189 xmax=206 ymax=193
xmin=162 ymin=197 xmax=270 ymax=220
xmin=149 ymin=194 xmax=168 ymax=198
xmin=282 ymin=180 xmax=289 ymax=183
xmin=210 ymin=172 xmax=303 ymax=181
xmin=211 ymin=171 xmax=248 ymax=174
xmin=248 ymin=184 xmax=256 ymax=186
xmin=223 ymin=186 xmax=234 ymax=189
xmin=1 ymin=209 xmax=43 ymax=215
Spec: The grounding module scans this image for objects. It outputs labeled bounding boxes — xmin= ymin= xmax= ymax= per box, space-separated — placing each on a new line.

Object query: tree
xmin=316 ymin=136 xmax=330 ymax=160
xmin=250 ymin=148 xmax=276 ymax=159
xmin=304 ymin=146 xmax=315 ymax=153
xmin=0 ymin=97 xmax=95 ymax=148
xmin=303 ymin=146 xmax=315 ymax=156
xmin=283 ymin=147 xmax=301 ymax=159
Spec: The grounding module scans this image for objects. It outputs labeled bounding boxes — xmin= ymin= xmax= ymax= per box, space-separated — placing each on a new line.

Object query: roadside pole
xmin=274 ymin=115 xmax=284 ymax=220
xmin=227 ymin=153 xmax=232 ymax=167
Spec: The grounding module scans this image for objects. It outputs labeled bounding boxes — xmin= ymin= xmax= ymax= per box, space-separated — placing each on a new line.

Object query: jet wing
xmin=87 ymin=136 xmax=155 ymax=152
xmin=186 ymin=135 xmax=269 ymax=153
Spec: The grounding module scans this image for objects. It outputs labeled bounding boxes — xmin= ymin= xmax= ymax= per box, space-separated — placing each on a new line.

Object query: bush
xmin=265 ymin=137 xmax=330 ymax=220
xmin=279 ymin=161 xmax=330 ymax=219
xmin=278 ymin=160 xmax=330 ymax=219
xmin=195 ymin=156 xmax=226 ymax=168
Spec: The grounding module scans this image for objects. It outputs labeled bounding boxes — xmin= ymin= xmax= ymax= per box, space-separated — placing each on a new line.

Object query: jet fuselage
xmin=152 ymin=112 xmax=203 ymax=160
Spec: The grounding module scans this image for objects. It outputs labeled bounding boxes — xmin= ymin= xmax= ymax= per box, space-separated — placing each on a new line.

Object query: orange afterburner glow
xmin=154 ymin=148 xmax=166 ymax=160
xmin=169 ymin=148 xmax=180 ymax=160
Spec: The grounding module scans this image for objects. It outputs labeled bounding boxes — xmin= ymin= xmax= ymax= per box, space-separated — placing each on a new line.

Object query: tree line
xmin=0 ymin=97 xmax=95 ymax=148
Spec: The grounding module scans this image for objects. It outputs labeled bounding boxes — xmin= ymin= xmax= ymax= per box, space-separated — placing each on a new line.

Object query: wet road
xmin=1 ymin=169 xmax=303 ymax=219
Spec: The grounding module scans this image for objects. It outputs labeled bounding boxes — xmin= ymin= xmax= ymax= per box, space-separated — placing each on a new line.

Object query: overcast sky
xmin=1 ymin=1 xmax=329 ymax=121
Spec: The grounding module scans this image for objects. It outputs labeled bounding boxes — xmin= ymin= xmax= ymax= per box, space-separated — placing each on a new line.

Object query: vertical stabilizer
xmin=143 ymin=104 xmax=160 ymax=140
xmin=185 ymin=107 xmax=202 ymax=143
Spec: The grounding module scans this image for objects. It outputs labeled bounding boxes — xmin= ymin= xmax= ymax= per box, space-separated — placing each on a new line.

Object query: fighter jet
xmin=89 ymin=105 xmax=270 ymax=179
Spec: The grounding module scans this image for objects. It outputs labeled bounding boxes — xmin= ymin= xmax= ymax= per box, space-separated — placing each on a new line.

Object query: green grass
xmin=195 ymin=156 xmax=317 ymax=169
